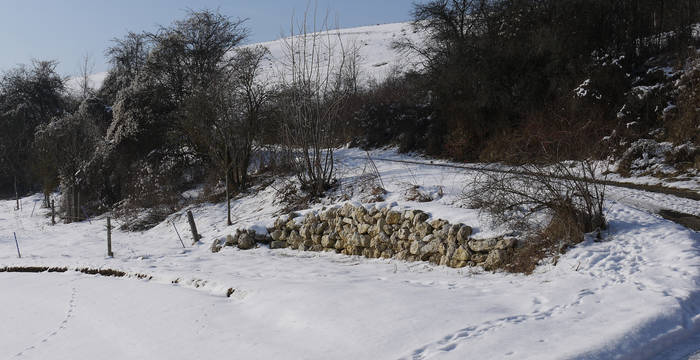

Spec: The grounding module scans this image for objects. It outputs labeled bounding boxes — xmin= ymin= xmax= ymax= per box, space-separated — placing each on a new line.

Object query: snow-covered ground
xmin=1 ymin=148 xmax=699 ymax=359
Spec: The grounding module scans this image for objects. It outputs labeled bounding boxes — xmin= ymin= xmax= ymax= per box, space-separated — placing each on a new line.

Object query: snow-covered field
xmin=1 ymin=148 xmax=698 ymax=359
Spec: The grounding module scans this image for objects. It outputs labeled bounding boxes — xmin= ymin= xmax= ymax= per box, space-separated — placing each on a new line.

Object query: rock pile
xmin=212 ymin=203 xmax=517 ymax=269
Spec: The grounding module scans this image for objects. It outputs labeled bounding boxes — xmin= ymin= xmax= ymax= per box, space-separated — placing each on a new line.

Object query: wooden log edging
xmin=0 ymin=266 xmax=236 ymax=298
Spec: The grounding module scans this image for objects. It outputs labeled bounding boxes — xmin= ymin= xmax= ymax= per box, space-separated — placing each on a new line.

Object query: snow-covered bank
xmin=1 ymin=148 xmax=699 ymax=359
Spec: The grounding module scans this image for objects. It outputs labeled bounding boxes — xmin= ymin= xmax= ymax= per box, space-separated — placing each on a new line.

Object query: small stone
xmin=225 ymin=234 xmax=238 ymax=246
xmin=415 ymin=221 xmax=433 ymax=237
xmin=484 ymin=249 xmax=506 ymax=269
xmin=449 ymin=259 xmax=468 ymax=268
xmin=285 ymin=220 xmax=298 ymax=231
xmin=386 ymin=210 xmax=402 ymax=225
xmin=287 ymin=230 xmax=302 ymax=245
xmin=395 ymin=250 xmax=409 ymax=260
xmin=238 ymin=233 xmax=256 ymax=250
xmin=468 ymin=238 xmax=499 ymax=252
xmin=402 ymin=210 xmax=417 ymax=221
xmin=420 ymin=239 xmax=439 ymax=255
xmin=409 ymin=240 xmax=422 ymax=255
xmin=448 ymin=224 xmax=461 ymax=238
xmin=453 ymin=246 xmax=471 ymax=261
xmin=210 ymin=238 xmax=224 ymax=253
xmin=270 ymin=241 xmax=288 ymax=249
xmin=430 ymin=219 xmax=448 ymax=229
xmin=496 ymin=237 xmax=517 ymax=250
xmin=315 ymin=222 xmax=328 ymax=235
xmin=471 ymin=253 xmax=487 ymax=263
xmin=358 ymin=223 xmax=371 ymax=234
xmin=310 ymin=244 xmax=323 ymax=252
xmin=412 ymin=212 xmax=429 ymax=226
xmin=354 ymin=207 xmax=368 ymax=222
xmin=321 ymin=235 xmax=336 ymax=248
xmin=457 ymin=225 xmax=473 ymax=242
xmin=270 ymin=230 xmax=283 ymax=241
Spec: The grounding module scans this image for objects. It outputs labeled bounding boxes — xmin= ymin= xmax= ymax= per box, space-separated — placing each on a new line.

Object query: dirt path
xmin=363 ymin=156 xmax=700 ymax=231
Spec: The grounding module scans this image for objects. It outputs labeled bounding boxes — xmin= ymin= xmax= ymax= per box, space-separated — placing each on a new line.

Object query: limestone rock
xmin=315 ymin=222 xmax=328 ymax=235
xmin=321 ymin=234 xmax=336 ymax=248
xmin=270 ymin=241 xmax=288 ymax=249
xmin=225 ymin=234 xmax=238 ymax=246
xmin=287 ymin=230 xmax=302 ymax=245
xmin=457 ymin=225 xmax=473 ymax=242
xmin=238 ymin=233 xmax=256 ymax=250
xmin=412 ymin=212 xmax=429 ymax=226
xmin=409 ymin=240 xmax=422 ymax=255
xmin=270 ymin=230 xmax=283 ymax=241
xmin=415 ymin=221 xmax=433 ymax=237
xmin=484 ymin=249 xmax=506 ymax=269
xmin=210 ymin=238 xmax=224 ymax=253
xmin=453 ymin=246 xmax=471 ymax=261
xmin=496 ymin=237 xmax=517 ymax=250
xmin=430 ymin=219 xmax=448 ymax=229
xmin=397 ymin=227 xmax=410 ymax=240
xmin=468 ymin=238 xmax=499 ymax=252
xmin=386 ymin=210 xmax=402 ymax=225
xmin=358 ymin=223 xmax=371 ymax=234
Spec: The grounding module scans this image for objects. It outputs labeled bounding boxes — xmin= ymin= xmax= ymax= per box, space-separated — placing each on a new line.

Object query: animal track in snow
xmin=15 ymin=286 xmax=77 ymax=357
xmin=400 ymin=286 xmax=601 ymax=360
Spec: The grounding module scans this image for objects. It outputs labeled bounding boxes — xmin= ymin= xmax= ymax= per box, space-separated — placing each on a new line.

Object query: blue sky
xmin=0 ymin=0 xmax=415 ymax=76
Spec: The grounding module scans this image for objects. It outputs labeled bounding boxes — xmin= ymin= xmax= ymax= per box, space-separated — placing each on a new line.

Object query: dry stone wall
xmin=212 ymin=203 xmax=517 ymax=269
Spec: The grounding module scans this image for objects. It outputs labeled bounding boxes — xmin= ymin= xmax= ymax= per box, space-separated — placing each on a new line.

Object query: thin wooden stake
xmin=81 ymin=206 xmax=92 ymax=224
xmin=107 ymin=217 xmax=113 ymax=257
xmin=187 ymin=211 xmax=200 ymax=245
xmin=170 ymin=220 xmax=186 ymax=248
xmin=13 ymin=232 xmax=20 ymax=258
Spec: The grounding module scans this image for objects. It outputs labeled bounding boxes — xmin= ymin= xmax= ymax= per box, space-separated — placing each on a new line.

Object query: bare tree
xmin=279 ymin=6 xmax=349 ymax=195
xmin=78 ymin=53 xmax=95 ymax=100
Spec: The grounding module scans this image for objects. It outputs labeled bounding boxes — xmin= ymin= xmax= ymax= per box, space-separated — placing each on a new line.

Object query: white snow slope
xmin=1 ymin=148 xmax=698 ymax=360
xmin=68 ymin=22 xmax=421 ymax=93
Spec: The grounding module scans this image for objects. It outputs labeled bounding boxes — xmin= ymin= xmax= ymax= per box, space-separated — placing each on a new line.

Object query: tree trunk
xmin=226 ymin=165 xmax=231 ymax=226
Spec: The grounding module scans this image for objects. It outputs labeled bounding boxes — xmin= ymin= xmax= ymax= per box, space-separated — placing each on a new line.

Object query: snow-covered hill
xmin=67 ymin=22 xmax=422 ymax=94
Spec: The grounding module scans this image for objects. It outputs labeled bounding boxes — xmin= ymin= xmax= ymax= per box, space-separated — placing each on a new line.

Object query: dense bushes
xmin=367 ymin=0 xmax=700 ymax=162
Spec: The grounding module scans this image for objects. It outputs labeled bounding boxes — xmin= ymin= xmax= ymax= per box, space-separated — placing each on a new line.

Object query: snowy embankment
xmin=1 ymin=148 xmax=698 ymax=360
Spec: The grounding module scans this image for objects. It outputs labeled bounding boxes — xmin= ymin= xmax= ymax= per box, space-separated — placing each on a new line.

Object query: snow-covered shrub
xmin=463 ymin=160 xmax=607 ymax=271
xmin=617 ymin=139 xmax=699 ymax=177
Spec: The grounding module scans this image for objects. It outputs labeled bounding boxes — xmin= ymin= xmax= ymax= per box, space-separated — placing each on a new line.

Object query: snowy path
xmin=1 ymin=148 xmax=699 ymax=359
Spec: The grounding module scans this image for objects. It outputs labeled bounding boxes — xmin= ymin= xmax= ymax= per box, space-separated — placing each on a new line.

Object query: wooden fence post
xmin=107 ymin=217 xmax=113 ymax=257
xmin=187 ymin=211 xmax=201 ymax=245
xmin=51 ymin=200 xmax=56 ymax=225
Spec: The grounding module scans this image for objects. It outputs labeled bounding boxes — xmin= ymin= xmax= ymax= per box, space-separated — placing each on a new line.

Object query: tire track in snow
xmin=14 ymin=286 xmax=78 ymax=358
